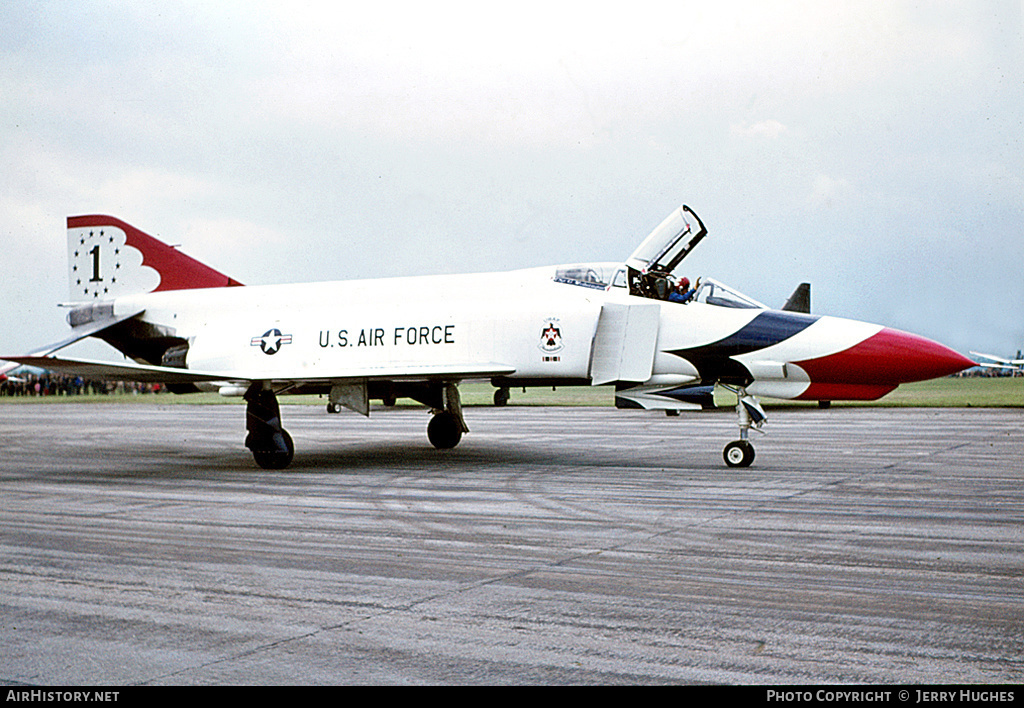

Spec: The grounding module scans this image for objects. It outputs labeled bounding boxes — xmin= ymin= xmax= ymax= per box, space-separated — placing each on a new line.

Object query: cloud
xmin=1 ymin=0 xmax=1021 ymax=359
xmin=807 ymin=175 xmax=855 ymax=210
xmin=731 ymin=120 xmax=788 ymax=139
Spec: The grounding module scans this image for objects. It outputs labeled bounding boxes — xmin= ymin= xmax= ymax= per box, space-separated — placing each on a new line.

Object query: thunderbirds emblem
xmin=251 ymin=329 xmax=293 ymax=355
xmin=538 ymin=319 xmax=564 ymax=353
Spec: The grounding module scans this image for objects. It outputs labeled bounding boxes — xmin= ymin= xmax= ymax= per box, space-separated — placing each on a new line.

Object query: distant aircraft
xmin=2 ymin=205 xmax=974 ymax=468
xmin=970 ymin=351 xmax=1024 ymax=375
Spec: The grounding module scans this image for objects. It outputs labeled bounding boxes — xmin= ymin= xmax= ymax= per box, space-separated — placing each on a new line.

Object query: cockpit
xmin=551 ymin=204 xmax=767 ymax=310
xmin=552 ymin=265 xmax=765 ymax=310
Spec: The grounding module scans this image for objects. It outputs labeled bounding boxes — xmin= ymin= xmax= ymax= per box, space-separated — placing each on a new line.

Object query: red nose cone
xmin=863 ymin=328 xmax=975 ymax=383
xmin=798 ymin=327 xmax=975 ymax=387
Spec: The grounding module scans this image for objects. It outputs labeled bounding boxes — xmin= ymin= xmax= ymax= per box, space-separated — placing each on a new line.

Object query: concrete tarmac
xmin=1 ymin=403 xmax=1022 ymax=685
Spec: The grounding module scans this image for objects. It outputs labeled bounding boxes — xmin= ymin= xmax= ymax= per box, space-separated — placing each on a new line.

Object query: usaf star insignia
xmin=251 ymin=329 xmax=293 ymax=355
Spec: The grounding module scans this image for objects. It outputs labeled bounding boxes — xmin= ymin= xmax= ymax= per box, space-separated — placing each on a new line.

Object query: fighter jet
xmin=2 ymin=204 xmax=973 ymax=469
xmin=970 ymin=351 xmax=1024 ymax=374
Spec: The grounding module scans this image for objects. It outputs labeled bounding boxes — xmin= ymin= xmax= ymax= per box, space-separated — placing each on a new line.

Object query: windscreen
xmin=692 ymin=279 xmax=766 ymax=309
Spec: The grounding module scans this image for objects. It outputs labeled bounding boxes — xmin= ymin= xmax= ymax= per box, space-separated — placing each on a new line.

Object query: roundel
xmin=251 ymin=328 xmax=293 ymax=355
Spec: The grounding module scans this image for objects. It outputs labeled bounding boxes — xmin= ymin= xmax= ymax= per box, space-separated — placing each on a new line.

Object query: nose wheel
xmin=721 ymin=386 xmax=766 ymax=468
xmin=724 ymin=439 xmax=755 ymax=467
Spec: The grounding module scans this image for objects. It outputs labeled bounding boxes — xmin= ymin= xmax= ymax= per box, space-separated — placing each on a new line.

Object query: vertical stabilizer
xmin=67 ymin=215 xmax=242 ymax=301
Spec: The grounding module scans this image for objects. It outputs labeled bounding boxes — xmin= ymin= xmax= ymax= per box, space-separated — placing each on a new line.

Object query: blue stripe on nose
xmin=668 ymin=311 xmax=819 ymax=385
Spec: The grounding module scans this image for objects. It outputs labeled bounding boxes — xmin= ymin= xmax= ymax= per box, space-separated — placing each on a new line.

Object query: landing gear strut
xmin=244 ymin=383 xmax=294 ymax=469
xmin=722 ymin=386 xmax=766 ymax=468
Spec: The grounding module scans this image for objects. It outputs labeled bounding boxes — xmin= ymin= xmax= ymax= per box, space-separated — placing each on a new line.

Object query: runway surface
xmin=1 ymin=403 xmax=1022 ymax=685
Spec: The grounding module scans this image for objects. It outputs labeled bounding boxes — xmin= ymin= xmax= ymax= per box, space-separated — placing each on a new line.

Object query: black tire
xmin=252 ymin=430 xmax=294 ymax=470
xmin=427 ymin=412 xmax=462 ymax=449
xmin=493 ymin=387 xmax=510 ymax=407
xmin=723 ymin=439 xmax=755 ymax=468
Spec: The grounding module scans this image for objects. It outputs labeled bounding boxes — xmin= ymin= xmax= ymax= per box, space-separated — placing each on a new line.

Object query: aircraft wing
xmin=287 ymin=362 xmax=518 ymax=384
xmin=0 ymin=355 xmax=516 ymax=386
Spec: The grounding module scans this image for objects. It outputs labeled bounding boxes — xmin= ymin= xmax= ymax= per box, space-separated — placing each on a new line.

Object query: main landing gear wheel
xmin=427 ymin=411 xmax=463 ymax=449
xmin=245 ymin=383 xmax=295 ymax=470
xmin=493 ymin=387 xmax=510 ymax=407
xmin=723 ymin=439 xmax=755 ymax=468
xmin=252 ymin=430 xmax=295 ymax=470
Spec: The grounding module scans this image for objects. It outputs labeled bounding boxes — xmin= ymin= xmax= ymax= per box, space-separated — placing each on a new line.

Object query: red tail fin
xmin=67 ymin=215 xmax=242 ymax=301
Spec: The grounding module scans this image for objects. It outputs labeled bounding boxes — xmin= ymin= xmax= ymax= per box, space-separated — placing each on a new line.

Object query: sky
xmin=2 ymin=0 xmax=1022 ymax=363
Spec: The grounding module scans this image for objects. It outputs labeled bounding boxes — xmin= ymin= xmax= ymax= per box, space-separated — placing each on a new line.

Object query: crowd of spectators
xmin=0 ymin=372 xmax=165 ymax=397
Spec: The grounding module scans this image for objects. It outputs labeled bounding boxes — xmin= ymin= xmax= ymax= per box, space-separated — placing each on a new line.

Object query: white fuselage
xmin=116 ymin=265 xmax=605 ymax=383
xmin=107 ymin=262 xmax=888 ymax=401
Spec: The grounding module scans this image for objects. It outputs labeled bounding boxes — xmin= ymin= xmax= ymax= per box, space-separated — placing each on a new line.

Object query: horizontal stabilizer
xmin=0 ymin=306 xmax=145 ymax=378
xmin=1 ymin=356 xmax=234 ymax=384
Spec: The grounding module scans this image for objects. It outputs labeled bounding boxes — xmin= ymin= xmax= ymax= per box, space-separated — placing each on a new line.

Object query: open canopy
xmin=624 ymin=205 xmax=708 ymax=277
xmin=623 ymin=205 xmax=708 ymax=300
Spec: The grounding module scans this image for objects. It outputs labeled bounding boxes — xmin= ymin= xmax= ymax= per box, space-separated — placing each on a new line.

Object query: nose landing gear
xmin=722 ymin=386 xmax=766 ymax=468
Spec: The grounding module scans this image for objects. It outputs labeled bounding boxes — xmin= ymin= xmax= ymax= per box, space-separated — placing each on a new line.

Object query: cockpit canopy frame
xmin=624 ymin=205 xmax=707 ymax=299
